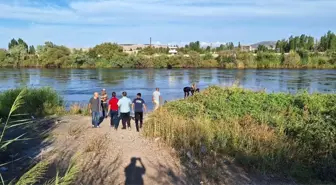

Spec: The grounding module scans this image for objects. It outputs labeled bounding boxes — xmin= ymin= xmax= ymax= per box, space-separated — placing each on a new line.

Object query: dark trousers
xmin=135 ymin=112 xmax=143 ymax=132
xmin=120 ymin=112 xmax=131 ymax=129
xmin=110 ymin=110 xmax=119 ymax=128
xmin=101 ymin=102 xmax=108 ymax=117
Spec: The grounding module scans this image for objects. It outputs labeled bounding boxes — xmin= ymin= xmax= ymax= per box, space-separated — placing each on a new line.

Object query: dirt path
xmin=44 ymin=115 xmax=296 ymax=185
xmin=48 ymin=115 xmax=192 ymax=185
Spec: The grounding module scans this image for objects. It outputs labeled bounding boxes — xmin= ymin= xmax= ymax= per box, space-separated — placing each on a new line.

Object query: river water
xmin=0 ymin=69 xmax=335 ymax=110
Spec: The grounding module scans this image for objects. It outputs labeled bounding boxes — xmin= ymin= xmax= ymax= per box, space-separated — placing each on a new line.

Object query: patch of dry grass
xmin=68 ymin=123 xmax=85 ymax=138
xmin=68 ymin=103 xmax=90 ymax=116
xmin=84 ymin=134 xmax=107 ymax=154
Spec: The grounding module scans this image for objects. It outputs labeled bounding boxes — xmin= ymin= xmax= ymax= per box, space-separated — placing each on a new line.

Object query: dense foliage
xmin=144 ymin=86 xmax=336 ymax=183
xmin=0 ymin=87 xmax=64 ymax=118
xmin=0 ymin=31 xmax=336 ymax=69
xmin=275 ymin=31 xmax=336 ymax=53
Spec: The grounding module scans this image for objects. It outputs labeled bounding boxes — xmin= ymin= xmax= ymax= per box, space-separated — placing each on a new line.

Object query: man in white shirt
xmin=117 ymin=91 xmax=132 ymax=130
xmin=152 ymin=88 xmax=162 ymax=110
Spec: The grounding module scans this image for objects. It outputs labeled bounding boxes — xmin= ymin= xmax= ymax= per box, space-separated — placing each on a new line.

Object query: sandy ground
xmin=41 ymin=115 xmax=297 ymax=185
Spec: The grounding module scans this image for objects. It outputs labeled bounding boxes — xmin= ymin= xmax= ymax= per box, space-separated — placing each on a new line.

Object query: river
xmin=1 ymin=69 xmax=335 ymax=110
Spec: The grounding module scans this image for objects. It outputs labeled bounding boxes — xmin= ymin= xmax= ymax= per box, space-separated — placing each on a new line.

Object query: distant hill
xmin=251 ymin=41 xmax=277 ymax=49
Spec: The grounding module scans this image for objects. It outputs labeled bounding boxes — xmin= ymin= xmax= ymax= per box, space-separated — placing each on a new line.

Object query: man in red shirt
xmin=107 ymin=92 xmax=119 ymax=129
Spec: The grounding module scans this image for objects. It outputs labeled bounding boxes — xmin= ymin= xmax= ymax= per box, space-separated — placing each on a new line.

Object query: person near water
xmin=132 ymin=93 xmax=147 ymax=132
xmin=88 ymin=92 xmax=101 ymax=128
xmin=107 ymin=92 xmax=119 ymax=129
xmin=152 ymin=88 xmax=162 ymax=110
xmin=101 ymin=89 xmax=108 ymax=118
xmin=117 ymin=91 xmax=132 ymax=130
xmin=183 ymin=83 xmax=200 ymax=98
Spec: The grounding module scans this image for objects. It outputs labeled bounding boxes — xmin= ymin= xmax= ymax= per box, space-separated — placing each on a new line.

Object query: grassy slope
xmin=144 ymin=86 xmax=336 ymax=183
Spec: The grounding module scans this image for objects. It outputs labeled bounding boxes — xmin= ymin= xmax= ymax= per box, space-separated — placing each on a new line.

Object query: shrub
xmin=0 ymin=87 xmax=64 ymax=118
xmin=144 ymin=86 xmax=336 ymax=182
xmin=256 ymin=52 xmax=281 ymax=68
xmin=283 ymin=51 xmax=301 ymax=68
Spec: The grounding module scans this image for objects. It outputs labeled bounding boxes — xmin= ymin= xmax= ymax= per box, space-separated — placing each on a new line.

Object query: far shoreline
xmin=1 ymin=66 xmax=335 ymax=70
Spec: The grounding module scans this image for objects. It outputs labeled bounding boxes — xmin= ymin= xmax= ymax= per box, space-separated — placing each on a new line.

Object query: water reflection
xmin=0 ymin=69 xmax=335 ymax=110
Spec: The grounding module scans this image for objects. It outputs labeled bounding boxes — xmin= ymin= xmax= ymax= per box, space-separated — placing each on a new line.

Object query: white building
xmin=168 ymin=46 xmax=178 ymax=55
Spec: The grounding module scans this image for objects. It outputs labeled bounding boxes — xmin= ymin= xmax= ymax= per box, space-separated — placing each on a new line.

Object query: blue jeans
xmin=110 ymin=111 xmax=120 ymax=128
xmin=91 ymin=111 xmax=100 ymax=127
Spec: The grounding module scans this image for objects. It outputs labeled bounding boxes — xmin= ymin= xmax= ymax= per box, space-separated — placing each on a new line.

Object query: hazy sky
xmin=0 ymin=0 xmax=335 ymax=48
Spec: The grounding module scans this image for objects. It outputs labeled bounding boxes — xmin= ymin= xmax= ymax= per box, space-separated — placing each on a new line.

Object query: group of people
xmin=88 ymin=88 xmax=162 ymax=132
xmin=88 ymin=84 xmax=199 ymax=132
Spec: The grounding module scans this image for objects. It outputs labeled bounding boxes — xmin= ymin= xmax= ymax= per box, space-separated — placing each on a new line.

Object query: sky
xmin=0 ymin=0 xmax=335 ymax=48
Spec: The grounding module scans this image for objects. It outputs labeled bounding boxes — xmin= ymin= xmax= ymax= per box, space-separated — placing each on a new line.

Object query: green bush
xmin=0 ymin=87 xmax=64 ymax=118
xmin=283 ymin=51 xmax=301 ymax=68
xmin=255 ymin=52 xmax=281 ymax=68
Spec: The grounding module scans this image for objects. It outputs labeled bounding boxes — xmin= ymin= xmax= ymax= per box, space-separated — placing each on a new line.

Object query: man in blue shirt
xmin=117 ymin=91 xmax=132 ymax=130
xmin=132 ymin=93 xmax=147 ymax=132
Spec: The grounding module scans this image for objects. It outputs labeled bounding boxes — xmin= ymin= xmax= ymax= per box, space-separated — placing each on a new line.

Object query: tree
xmin=317 ymin=31 xmax=336 ymax=51
xmin=28 ymin=45 xmax=36 ymax=54
xmin=257 ymin=45 xmax=268 ymax=52
xmin=17 ymin=38 xmax=28 ymax=52
xmin=0 ymin=49 xmax=7 ymax=62
xmin=227 ymin=42 xmax=234 ymax=50
xmin=238 ymin=42 xmax=241 ymax=49
xmin=206 ymin=46 xmax=211 ymax=52
xmin=276 ymin=39 xmax=289 ymax=53
xmin=88 ymin=42 xmax=124 ymax=60
xmin=8 ymin=44 xmax=28 ymax=67
xmin=188 ymin=41 xmax=201 ymax=52
xmin=8 ymin=38 xmax=18 ymax=50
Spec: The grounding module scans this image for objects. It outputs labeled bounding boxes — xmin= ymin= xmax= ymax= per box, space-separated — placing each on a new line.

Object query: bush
xmin=216 ymin=52 xmax=236 ymax=68
xmin=283 ymin=51 xmax=301 ymax=68
xmin=255 ymin=52 xmax=281 ymax=68
xmin=0 ymin=87 xmax=64 ymax=118
xmin=144 ymin=86 xmax=336 ymax=182
xmin=297 ymin=49 xmax=309 ymax=65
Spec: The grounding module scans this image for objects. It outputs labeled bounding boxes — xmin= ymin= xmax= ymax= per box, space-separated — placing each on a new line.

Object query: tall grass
xmin=68 ymin=103 xmax=90 ymax=116
xmin=144 ymin=86 xmax=336 ymax=182
xmin=0 ymin=88 xmax=80 ymax=185
xmin=0 ymin=87 xmax=64 ymax=118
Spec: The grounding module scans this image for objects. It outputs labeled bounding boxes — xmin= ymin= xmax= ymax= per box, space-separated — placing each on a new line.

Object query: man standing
xmin=88 ymin=92 xmax=101 ymax=128
xmin=152 ymin=88 xmax=162 ymax=110
xmin=108 ymin=92 xmax=119 ymax=129
xmin=101 ymin=89 xmax=108 ymax=118
xmin=117 ymin=91 xmax=132 ymax=130
xmin=132 ymin=93 xmax=147 ymax=132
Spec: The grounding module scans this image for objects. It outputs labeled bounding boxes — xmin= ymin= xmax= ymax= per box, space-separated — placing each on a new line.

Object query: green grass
xmin=144 ymin=86 xmax=336 ymax=183
xmin=0 ymin=87 xmax=64 ymax=118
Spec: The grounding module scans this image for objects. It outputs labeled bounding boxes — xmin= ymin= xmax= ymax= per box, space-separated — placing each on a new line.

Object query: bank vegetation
xmin=0 ymin=31 xmax=336 ymax=69
xmin=144 ymin=86 xmax=336 ymax=183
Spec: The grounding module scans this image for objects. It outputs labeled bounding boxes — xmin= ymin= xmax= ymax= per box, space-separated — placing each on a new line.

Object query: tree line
xmin=275 ymin=31 xmax=336 ymax=53
xmin=0 ymin=31 xmax=335 ymax=69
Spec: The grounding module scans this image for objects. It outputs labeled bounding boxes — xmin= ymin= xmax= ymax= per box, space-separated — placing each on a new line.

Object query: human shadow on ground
xmin=125 ymin=157 xmax=146 ymax=185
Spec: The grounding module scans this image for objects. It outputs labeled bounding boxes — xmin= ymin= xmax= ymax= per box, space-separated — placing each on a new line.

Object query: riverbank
xmin=1 ymin=87 xmax=335 ymax=184
xmin=1 ymin=46 xmax=336 ymax=69
xmin=144 ymin=86 xmax=336 ymax=183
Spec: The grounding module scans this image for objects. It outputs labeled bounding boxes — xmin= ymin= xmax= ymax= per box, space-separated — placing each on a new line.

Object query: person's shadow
xmin=125 ymin=157 xmax=146 ymax=185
